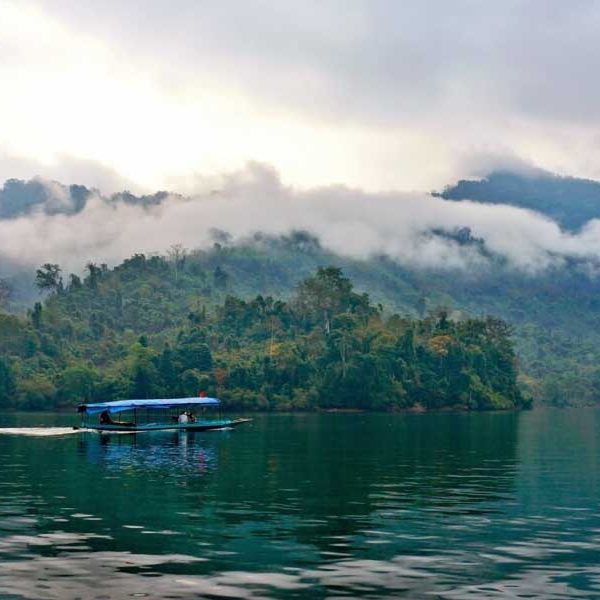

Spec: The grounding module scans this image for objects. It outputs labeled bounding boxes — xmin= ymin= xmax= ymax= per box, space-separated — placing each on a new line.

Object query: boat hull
xmin=80 ymin=418 xmax=251 ymax=433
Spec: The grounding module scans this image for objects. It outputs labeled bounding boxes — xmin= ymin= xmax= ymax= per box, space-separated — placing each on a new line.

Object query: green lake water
xmin=0 ymin=410 xmax=599 ymax=599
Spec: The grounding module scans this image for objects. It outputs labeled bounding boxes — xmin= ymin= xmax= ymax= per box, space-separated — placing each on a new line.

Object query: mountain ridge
xmin=437 ymin=170 xmax=600 ymax=231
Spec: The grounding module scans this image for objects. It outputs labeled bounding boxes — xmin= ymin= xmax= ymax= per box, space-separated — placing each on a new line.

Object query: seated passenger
xmin=178 ymin=411 xmax=189 ymax=424
xmin=100 ymin=410 xmax=113 ymax=425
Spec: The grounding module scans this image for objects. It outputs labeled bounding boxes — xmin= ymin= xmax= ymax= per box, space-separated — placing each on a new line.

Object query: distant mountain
xmin=7 ymin=170 xmax=600 ymax=231
xmin=0 ymin=178 xmax=175 ymax=219
xmin=437 ymin=170 xmax=600 ymax=231
xmin=0 ymin=179 xmax=92 ymax=218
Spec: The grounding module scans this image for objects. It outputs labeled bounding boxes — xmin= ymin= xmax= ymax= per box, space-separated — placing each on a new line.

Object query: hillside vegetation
xmin=0 ymin=252 xmax=526 ymax=412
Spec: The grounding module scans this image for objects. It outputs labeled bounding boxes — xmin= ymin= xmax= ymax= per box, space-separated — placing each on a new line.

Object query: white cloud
xmin=1 ymin=163 xmax=600 ymax=276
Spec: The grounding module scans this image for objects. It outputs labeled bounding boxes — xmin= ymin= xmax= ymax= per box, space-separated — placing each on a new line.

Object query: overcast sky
xmin=1 ymin=0 xmax=600 ymax=193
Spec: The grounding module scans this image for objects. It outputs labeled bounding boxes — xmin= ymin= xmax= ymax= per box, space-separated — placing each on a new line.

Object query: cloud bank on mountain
xmin=2 ymin=163 xmax=600 ymax=276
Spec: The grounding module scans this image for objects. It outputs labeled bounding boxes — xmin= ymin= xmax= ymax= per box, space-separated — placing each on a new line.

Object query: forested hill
xmin=0 ymin=261 xmax=526 ymax=412
xmin=438 ymin=170 xmax=600 ymax=231
xmin=1 ymin=233 xmax=600 ymax=407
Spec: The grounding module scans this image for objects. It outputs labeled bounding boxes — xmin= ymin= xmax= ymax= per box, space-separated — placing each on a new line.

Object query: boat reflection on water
xmin=78 ymin=430 xmax=221 ymax=476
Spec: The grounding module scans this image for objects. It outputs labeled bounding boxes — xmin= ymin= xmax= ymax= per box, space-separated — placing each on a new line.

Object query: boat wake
xmin=0 ymin=427 xmax=83 ymax=437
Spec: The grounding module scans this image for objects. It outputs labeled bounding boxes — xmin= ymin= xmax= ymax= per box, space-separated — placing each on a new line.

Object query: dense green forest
xmin=2 ymin=232 xmax=600 ymax=407
xmin=0 ymin=253 xmax=527 ymax=412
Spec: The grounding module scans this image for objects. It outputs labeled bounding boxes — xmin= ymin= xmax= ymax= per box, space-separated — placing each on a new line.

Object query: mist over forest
xmin=2 ymin=165 xmax=600 ymax=407
xmin=3 ymin=164 xmax=600 ymax=280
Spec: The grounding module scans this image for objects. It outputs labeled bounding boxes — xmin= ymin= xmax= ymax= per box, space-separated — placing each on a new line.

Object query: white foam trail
xmin=0 ymin=427 xmax=82 ymax=437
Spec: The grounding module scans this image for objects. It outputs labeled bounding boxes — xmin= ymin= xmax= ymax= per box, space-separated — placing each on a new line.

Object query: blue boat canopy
xmin=78 ymin=397 xmax=220 ymax=415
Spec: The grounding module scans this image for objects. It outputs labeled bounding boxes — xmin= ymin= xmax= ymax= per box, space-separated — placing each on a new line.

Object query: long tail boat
xmin=76 ymin=397 xmax=251 ymax=432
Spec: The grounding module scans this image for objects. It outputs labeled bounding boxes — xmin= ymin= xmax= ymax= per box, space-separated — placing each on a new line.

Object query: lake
xmin=0 ymin=410 xmax=598 ymax=599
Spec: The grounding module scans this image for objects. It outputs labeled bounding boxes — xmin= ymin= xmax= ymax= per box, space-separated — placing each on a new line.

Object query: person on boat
xmin=178 ymin=411 xmax=189 ymax=424
xmin=100 ymin=410 xmax=113 ymax=425
xmin=186 ymin=411 xmax=196 ymax=423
